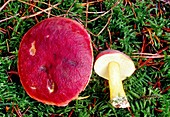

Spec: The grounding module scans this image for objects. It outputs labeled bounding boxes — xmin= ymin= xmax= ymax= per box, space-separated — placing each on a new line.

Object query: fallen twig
xmin=138 ymin=46 xmax=169 ymax=68
xmin=87 ymin=12 xmax=112 ymax=37
xmin=0 ymin=0 xmax=13 ymax=12
xmin=48 ymin=0 xmax=51 ymax=18
xmin=132 ymin=52 xmax=170 ymax=58
xmin=107 ymin=28 xmax=112 ymax=45
xmin=132 ymin=55 xmax=169 ymax=58
xmin=20 ymin=3 xmax=59 ymax=20
xmin=0 ymin=13 xmax=20 ymax=23
xmin=81 ymin=0 xmax=104 ymax=7
xmin=87 ymin=0 xmax=120 ymax=23
xmin=64 ymin=0 xmax=77 ymax=17
xmin=85 ymin=1 xmax=89 ymax=28
xmin=83 ymin=11 xmax=105 ymax=14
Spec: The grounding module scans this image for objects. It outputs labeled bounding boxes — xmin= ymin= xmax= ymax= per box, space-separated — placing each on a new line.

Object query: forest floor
xmin=0 ymin=0 xmax=170 ymax=116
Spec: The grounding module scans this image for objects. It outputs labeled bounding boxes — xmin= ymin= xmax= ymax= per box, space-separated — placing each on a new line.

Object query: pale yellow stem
xmin=108 ymin=62 xmax=130 ymax=108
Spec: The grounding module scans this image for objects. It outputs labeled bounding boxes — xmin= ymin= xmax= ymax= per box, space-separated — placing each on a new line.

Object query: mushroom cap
xmin=94 ymin=50 xmax=135 ymax=81
xmin=18 ymin=17 xmax=93 ymax=106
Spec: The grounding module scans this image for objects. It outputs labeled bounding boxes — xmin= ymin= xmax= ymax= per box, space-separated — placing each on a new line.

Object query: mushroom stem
xmin=108 ymin=62 xmax=130 ymax=108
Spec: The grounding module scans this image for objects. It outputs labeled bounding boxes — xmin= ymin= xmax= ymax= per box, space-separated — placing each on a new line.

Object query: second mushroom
xmin=94 ymin=50 xmax=136 ymax=108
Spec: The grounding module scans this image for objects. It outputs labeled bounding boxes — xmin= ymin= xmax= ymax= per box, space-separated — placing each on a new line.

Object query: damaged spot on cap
xmin=39 ymin=65 xmax=47 ymax=72
xmin=30 ymin=86 xmax=36 ymax=90
xmin=46 ymin=35 xmax=49 ymax=38
xmin=47 ymin=79 xmax=55 ymax=93
xmin=29 ymin=41 xmax=36 ymax=56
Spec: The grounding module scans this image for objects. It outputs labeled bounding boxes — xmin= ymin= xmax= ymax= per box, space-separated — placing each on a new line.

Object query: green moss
xmin=0 ymin=0 xmax=170 ymax=116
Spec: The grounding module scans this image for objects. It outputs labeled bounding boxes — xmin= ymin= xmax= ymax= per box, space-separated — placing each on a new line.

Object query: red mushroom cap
xmin=18 ymin=17 xmax=93 ymax=106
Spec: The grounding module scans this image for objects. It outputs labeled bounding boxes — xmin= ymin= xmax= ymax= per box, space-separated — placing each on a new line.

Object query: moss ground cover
xmin=0 ymin=0 xmax=170 ymax=116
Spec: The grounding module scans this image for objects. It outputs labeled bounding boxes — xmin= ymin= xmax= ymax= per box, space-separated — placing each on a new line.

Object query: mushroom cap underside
xmin=94 ymin=50 xmax=135 ymax=81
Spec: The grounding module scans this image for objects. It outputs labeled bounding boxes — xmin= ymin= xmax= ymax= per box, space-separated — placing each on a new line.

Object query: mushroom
xmin=94 ymin=50 xmax=135 ymax=108
xmin=18 ymin=17 xmax=93 ymax=106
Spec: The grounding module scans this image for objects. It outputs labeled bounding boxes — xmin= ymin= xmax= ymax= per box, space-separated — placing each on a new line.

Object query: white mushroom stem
xmin=108 ymin=61 xmax=130 ymax=108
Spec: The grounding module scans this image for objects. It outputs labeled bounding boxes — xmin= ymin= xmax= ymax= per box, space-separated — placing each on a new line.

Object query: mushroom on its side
xmin=94 ymin=50 xmax=135 ymax=108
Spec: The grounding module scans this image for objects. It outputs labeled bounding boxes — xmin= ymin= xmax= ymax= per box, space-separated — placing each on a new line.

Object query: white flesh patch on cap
xmin=29 ymin=41 xmax=36 ymax=56
xmin=46 ymin=35 xmax=49 ymax=38
xmin=30 ymin=86 xmax=36 ymax=90
xmin=47 ymin=79 xmax=55 ymax=93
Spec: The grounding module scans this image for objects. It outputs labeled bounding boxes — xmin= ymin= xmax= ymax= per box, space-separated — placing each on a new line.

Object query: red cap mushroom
xmin=94 ymin=50 xmax=135 ymax=108
xmin=18 ymin=17 xmax=93 ymax=106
